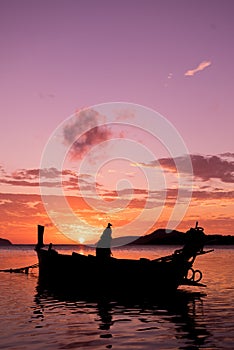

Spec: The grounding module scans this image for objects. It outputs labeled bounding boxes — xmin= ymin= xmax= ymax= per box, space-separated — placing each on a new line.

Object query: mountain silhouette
xmin=127 ymin=229 xmax=234 ymax=245
xmin=0 ymin=237 xmax=12 ymax=246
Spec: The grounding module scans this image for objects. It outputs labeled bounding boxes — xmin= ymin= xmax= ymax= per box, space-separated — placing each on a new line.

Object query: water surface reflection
xmin=33 ymin=281 xmax=212 ymax=350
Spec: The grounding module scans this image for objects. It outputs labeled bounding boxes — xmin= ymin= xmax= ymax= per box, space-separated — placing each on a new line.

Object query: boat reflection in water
xmin=34 ymin=281 xmax=212 ymax=349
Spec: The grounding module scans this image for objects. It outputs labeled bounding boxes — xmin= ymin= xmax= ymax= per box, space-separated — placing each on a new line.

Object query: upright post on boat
xmin=35 ymin=225 xmax=45 ymax=250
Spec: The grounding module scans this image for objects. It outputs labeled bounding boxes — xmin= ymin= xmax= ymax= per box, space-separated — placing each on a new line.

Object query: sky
xmin=0 ymin=0 xmax=233 ymax=244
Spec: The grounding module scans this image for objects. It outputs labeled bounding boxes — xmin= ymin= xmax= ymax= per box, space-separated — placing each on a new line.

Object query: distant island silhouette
xmin=126 ymin=229 xmax=234 ymax=246
xmin=0 ymin=238 xmax=12 ymax=246
xmin=1 ymin=229 xmax=234 ymax=246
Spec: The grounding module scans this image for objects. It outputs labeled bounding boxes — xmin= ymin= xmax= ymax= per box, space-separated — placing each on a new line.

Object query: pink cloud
xmin=185 ymin=60 xmax=211 ymax=76
xmin=190 ymin=154 xmax=234 ymax=182
xmin=69 ymin=126 xmax=112 ymax=160
xmin=0 ymin=166 xmax=102 ymax=192
xmin=137 ymin=154 xmax=234 ymax=183
xmin=63 ymin=109 xmax=112 ymax=160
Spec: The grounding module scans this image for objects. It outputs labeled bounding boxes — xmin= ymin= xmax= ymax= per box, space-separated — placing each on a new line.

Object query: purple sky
xmin=0 ymin=0 xmax=233 ymax=171
xmin=0 ymin=0 xmax=234 ymax=242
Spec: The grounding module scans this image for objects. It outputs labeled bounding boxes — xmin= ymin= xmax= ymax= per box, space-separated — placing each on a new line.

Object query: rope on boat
xmin=153 ymin=248 xmax=214 ymax=263
xmin=0 ymin=263 xmax=39 ymax=274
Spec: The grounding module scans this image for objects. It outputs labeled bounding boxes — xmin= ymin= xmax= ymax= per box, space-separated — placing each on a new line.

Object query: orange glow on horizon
xmin=0 ymin=190 xmax=233 ymax=244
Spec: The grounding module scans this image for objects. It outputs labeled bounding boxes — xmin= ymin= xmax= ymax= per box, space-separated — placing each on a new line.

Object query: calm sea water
xmin=0 ymin=245 xmax=233 ymax=349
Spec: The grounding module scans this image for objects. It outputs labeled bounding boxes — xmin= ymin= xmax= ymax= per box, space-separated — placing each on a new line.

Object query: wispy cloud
xmin=0 ymin=165 xmax=234 ymax=240
xmin=164 ymin=72 xmax=173 ymax=88
xmin=63 ymin=109 xmax=112 ymax=160
xmin=167 ymin=72 xmax=173 ymax=79
xmin=190 ymin=154 xmax=234 ymax=182
xmin=39 ymin=92 xmax=55 ymax=99
xmin=132 ymin=154 xmax=234 ymax=184
xmin=184 ymin=60 xmax=211 ymax=76
xmin=0 ymin=166 xmax=101 ymax=191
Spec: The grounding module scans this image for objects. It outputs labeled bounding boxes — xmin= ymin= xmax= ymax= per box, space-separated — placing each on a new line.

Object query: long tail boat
xmin=35 ymin=223 xmax=213 ymax=296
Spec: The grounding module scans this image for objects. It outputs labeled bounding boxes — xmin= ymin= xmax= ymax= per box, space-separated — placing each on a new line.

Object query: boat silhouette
xmin=35 ymin=222 xmax=213 ymax=296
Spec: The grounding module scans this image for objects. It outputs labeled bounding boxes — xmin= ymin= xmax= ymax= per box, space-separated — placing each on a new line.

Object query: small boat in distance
xmin=35 ymin=223 xmax=213 ymax=296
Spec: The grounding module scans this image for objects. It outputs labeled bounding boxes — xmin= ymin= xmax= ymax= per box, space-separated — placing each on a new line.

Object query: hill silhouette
xmin=128 ymin=229 xmax=234 ymax=245
xmin=0 ymin=237 xmax=12 ymax=246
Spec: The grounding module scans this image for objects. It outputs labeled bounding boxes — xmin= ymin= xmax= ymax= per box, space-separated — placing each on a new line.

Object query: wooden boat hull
xmin=37 ymin=249 xmax=190 ymax=296
xmin=36 ymin=223 xmax=211 ymax=297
